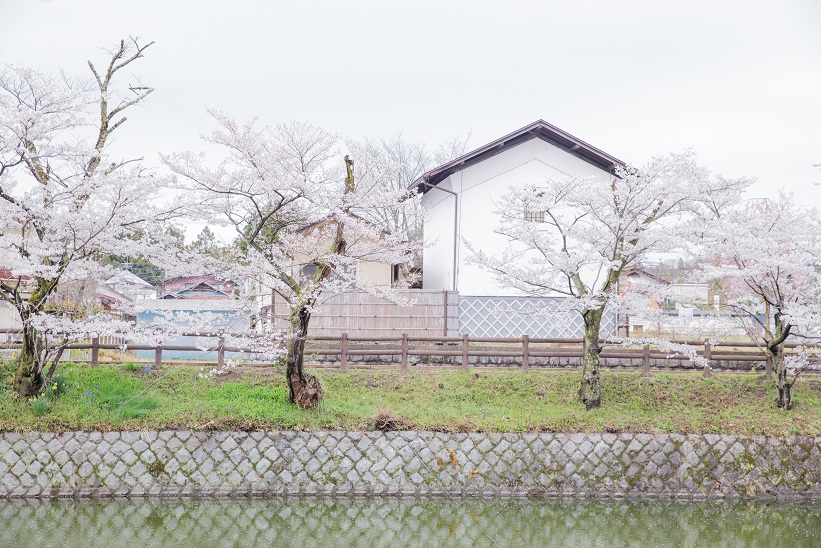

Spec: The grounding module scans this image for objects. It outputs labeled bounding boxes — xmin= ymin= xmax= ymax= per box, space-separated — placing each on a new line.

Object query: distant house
xmin=292 ymin=214 xmax=401 ymax=287
xmin=413 ymin=120 xmax=624 ymax=338
xmin=47 ymin=277 xmax=136 ymax=322
xmin=105 ymin=270 xmax=158 ymax=301
xmin=0 ymin=268 xmax=33 ymax=299
xmin=618 ymin=267 xmax=714 ymax=336
xmin=259 ymin=214 xmax=404 ymax=333
xmin=618 ymin=267 xmax=671 ymax=309
xmin=161 ymin=276 xmax=235 ymax=300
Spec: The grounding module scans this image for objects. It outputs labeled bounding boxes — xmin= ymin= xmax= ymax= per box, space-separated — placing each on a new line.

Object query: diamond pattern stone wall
xmin=0 ymin=431 xmax=818 ymax=498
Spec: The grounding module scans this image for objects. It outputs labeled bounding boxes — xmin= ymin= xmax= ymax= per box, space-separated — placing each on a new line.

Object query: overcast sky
xmin=2 ymin=0 xmax=820 ymax=208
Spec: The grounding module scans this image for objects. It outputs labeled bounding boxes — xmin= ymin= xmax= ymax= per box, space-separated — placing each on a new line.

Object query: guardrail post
xmin=91 ymin=336 xmax=99 ymax=367
xmin=401 ymin=333 xmax=408 ymax=372
xmin=642 ymin=344 xmax=651 ymax=377
xmin=703 ymin=340 xmax=712 ymax=378
xmin=217 ymin=333 xmax=225 ymax=368
xmin=154 ymin=344 xmax=163 ymax=370
xmin=341 ymin=333 xmax=349 ymax=372
xmin=462 ymin=334 xmax=469 ymax=369
xmin=522 ymin=334 xmax=530 ymax=372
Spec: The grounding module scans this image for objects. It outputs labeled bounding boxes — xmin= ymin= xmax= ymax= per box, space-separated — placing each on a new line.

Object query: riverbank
xmin=0 ymin=363 xmax=819 ymax=436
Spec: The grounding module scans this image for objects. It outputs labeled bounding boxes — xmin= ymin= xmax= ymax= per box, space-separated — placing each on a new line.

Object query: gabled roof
xmin=106 ymin=270 xmax=155 ymax=288
xmin=164 ymin=275 xmax=231 ymax=286
xmin=622 ymin=267 xmax=671 ymax=285
xmin=160 ymin=282 xmax=232 ymax=299
xmin=413 ymin=119 xmax=626 ymax=194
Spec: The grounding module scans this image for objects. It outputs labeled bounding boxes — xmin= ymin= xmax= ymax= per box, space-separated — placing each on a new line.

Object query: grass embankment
xmin=0 ymin=362 xmax=819 ymax=435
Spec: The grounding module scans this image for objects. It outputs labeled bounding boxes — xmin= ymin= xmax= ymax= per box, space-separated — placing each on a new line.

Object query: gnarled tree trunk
xmin=766 ymin=314 xmax=794 ymax=410
xmin=766 ymin=342 xmax=793 ymax=410
xmin=284 ymin=305 xmax=323 ymax=409
xmin=12 ymin=319 xmax=45 ymax=398
xmin=578 ymin=308 xmax=603 ymax=411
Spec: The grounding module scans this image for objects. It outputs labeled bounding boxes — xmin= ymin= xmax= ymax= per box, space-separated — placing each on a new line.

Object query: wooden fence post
xmin=765 ymin=352 xmax=773 ymax=380
xmin=341 ymin=332 xmax=348 ymax=372
xmin=462 ymin=334 xmax=469 ymax=369
xmin=522 ymin=335 xmax=530 ymax=372
xmin=703 ymin=340 xmax=712 ymax=378
xmin=91 ymin=336 xmax=99 ymax=367
xmin=217 ymin=333 xmax=225 ymax=368
xmin=401 ymin=333 xmax=408 ymax=372
xmin=642 ymin=344 xmax=651 ymax=377
xmin=154 ymin=344 xmax=163 ymax=370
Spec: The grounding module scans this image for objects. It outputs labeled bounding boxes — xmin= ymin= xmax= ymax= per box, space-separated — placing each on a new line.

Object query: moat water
xmin=2 ymin=497 xmax=819 ymax=547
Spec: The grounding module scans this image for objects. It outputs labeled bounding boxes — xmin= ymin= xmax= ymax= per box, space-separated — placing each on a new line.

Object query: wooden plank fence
xmin=263 ymin=290 xmax=460 ymax=338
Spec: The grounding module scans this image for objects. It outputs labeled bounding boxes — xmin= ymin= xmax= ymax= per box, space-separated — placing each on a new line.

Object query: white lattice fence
xmin=458 ymin=296 xmax=616 ymax=338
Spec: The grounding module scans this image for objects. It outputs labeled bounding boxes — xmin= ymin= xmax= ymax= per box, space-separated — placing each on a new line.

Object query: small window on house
xmin=524 ymin=188 xmax=546 ymax=223
xmin=524 ymin=209 xmax=545 ymax=223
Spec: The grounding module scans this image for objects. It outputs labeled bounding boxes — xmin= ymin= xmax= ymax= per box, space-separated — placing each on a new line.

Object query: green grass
xmin=0 ymin=361 xmax=819 ymax=435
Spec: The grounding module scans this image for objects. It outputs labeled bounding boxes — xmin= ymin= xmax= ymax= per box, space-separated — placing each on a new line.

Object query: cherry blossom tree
xmin=0 ymin=38 xmax=180 ymax=397
xmin=163 ymin=114 xmax=417 ymax=408
xmin=346 ymin=133 xmax=471 ymax=244
xmin=702 ymin=193 xmax=821 ymax=409
xmin=468 ymin=152 xmax=750 ymax=410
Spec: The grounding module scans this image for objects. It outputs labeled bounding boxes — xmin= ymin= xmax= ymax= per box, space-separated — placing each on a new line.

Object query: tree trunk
xmin=13 ymin=322 xmax=44 ymax=398
xmin=766 ymin=314 xmax=794 ymax=410
xmin=578 ymin=309 xmax=603 ymax=411
xmin=284 ymin=306 xmax=323 ymax=409
xmin=767 ymin=344 xmax=793 ymax=410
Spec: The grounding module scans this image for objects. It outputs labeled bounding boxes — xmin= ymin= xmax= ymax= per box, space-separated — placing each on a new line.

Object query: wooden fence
xmin=3 ymin=329 xmax=816 ymax=378
xmin=263 ymin=290 xmax=460 ymax=338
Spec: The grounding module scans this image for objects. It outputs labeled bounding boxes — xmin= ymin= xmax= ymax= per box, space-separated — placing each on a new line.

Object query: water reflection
xmin=1 ymin=497 xmax=819 ymax=547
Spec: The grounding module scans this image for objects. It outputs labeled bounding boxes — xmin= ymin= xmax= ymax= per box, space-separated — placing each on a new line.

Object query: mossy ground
xmin=0 ymin=361 xmax=819 ymax=435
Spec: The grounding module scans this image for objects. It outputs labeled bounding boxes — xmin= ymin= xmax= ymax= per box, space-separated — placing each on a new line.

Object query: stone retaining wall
xmin=1 ymin=431 xmax=818 ymax=499
xmin=310 ymin=352 xmax=761 ymax=372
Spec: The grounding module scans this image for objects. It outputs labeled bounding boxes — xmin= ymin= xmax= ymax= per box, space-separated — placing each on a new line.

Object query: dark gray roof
xmin=413 ymin=120 xmax=626 ymax=194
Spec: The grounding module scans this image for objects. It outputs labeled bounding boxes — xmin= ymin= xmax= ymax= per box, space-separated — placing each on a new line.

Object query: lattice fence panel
xmin=458 ymin=296 xmax=615 ymax=338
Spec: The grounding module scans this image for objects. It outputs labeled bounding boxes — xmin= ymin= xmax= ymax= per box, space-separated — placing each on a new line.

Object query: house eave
xmin=412 ymin=119 xmax=626 ymax=194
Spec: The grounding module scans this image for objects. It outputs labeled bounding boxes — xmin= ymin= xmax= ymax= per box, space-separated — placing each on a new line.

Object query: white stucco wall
xmin=0 ymin=301 xmax=22 ymax=333
xmin=422 ymin=137 xmax=613 ymax=296
xmin=358 ymin=261 xmax=392 ymax=286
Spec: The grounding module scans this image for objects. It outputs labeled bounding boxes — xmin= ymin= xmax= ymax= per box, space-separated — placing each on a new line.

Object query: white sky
xmin=2 ymin=0 xmax=821 ymax=211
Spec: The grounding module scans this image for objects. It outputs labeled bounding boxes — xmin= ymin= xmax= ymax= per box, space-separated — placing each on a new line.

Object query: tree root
xmin=290 ymin=372 xmax=324 ymax=409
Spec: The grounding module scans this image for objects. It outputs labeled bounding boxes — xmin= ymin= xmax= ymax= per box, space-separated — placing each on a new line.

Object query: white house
xmin=417 ymin=120 xmax=624 ymax=295
xmin=105 ymin=270 xmax=158 ymax=301
xmin=414 ymin=120 xmax=625 ymax=337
